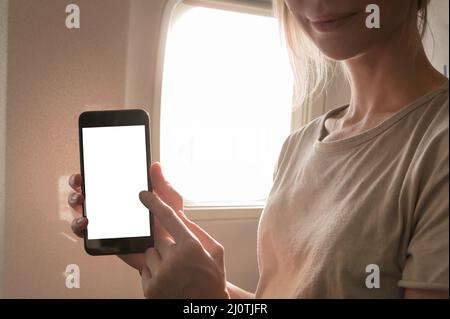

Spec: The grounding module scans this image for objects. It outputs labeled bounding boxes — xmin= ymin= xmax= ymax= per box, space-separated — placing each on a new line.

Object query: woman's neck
xmin=342 ymin=27 xmax=447 ymax=125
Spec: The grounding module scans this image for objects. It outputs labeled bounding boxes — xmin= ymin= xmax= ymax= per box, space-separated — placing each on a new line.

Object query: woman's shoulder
xmin=414 ymin=84 xmax=448 ymax=151
xmin=405 ymin=85 xmax=448 ymax=184
xmin=278 ymin=115 xmax=323 ymax=156
xmin=272 ymin=117 xmax=324 ymax=181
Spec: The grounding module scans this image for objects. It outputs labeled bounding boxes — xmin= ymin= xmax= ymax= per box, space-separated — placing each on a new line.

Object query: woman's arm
xmin=226 ymin=282 xmax=255 ymax=299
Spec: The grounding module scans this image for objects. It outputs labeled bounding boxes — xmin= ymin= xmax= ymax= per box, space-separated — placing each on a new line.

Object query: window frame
xmin=153 ymin=0 xmax=290 ymax=221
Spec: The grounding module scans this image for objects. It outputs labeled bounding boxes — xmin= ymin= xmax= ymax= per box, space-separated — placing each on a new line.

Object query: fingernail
xmin=139 ymin=191 xmax=148 ymax=201
xmin=77 ymin=217 xmax=86 ymax=224
xmin=70 ymin=193 xmax=78 ymax=203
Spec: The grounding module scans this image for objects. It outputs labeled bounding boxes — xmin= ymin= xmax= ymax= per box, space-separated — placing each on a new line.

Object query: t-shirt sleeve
xmin=398 ymin=124 xmax=449 ymax=292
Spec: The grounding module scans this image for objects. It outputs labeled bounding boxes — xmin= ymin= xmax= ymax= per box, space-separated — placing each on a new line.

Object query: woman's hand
xmin=69 ymin=162 xmax=229 ymax=298
xmin=138 ymin=191 xmax=229 ymax=299
xmin=68 ymin=162 xmax=184 ymax=270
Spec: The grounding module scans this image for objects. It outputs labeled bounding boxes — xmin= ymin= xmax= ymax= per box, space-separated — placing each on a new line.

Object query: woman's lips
xmin=310 ymin=12 xmax=359 ymax=33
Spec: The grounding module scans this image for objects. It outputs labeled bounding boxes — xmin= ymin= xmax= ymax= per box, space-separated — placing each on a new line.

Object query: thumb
xmin=150 ymin=162 xmax=183 ymax=212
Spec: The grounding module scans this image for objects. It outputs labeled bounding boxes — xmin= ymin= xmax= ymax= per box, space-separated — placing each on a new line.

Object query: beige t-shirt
xmin=256 ymin=82 xmax=449 ymax=298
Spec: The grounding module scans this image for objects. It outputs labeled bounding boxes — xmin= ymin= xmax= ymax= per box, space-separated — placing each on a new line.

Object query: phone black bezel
xmin=78 ymin=109 xmax=154 ymax=256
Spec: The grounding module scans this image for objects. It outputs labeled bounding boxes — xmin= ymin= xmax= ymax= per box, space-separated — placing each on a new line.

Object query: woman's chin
xmin=317 ymin=45 xmax=362 ymax=62
xmin=314 ymin=38 xmax=374 ymax=62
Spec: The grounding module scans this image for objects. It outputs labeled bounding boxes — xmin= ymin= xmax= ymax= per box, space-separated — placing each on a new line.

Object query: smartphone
xmin=78 ymin=109 xmax=154 ymax=255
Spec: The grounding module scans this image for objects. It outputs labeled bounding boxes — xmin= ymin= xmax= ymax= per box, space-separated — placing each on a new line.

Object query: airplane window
xmin=160 ymin=5 xmax=293 ymax=206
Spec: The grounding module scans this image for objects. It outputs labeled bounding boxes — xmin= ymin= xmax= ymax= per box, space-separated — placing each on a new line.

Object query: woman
xmin=68 ymin=0 xmax=448 ymax=298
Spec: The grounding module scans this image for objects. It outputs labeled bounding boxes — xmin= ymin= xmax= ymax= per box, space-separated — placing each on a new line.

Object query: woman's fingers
xmin=154 ymin=218 xmax=171 ymax=239
xmin=150 ymin=162 xmax=183 ymax=212
xmin=141 ymin=266 xmax=159 ymax=299
xmin=71 ymin=217 xmax=88 ymax=238
xmin=68 ymin=174 xmax=87 ymax=238
xmin=174 ymin=210 xmax=224 ymax=262
xmin=139 ymin=191 xmax=192 ymax=243
xmin=154 ymin=233 xmax=176 ymax=260
xmin=117 ymin=254 xmax=146 ymax=271
xmin=139 ymin=188 xmax=223 ymax=263
xmin=145 ymin=248 xmax=162 ymax=275
xmin=68 ymin=174 xmax=83 ymax=214
xmin=69 ymin=173 xmax=82 ymax=192
xmin=68 ymin=192 xmax=84 ymax=214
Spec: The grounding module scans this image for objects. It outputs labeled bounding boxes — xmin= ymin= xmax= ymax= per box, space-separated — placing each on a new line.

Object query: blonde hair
xmin=273 ymin=0 xmax=431 ymax=109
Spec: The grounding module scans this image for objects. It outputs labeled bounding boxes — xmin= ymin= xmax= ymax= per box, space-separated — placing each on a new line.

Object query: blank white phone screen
xmin=82 ymin=125 xmax=151 ymax=240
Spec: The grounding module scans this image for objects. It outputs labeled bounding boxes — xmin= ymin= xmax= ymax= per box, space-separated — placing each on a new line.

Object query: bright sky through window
xmin=160 ymin=6 xmax=293 ymax=205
